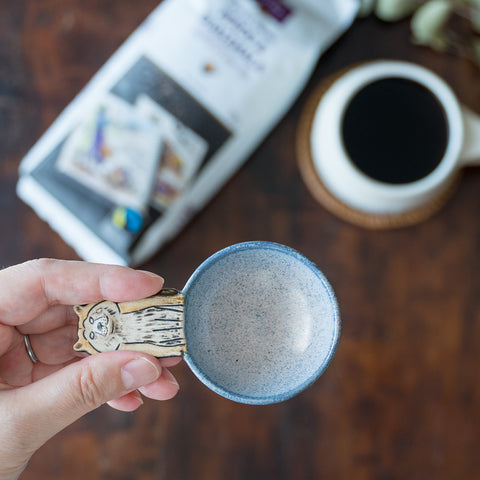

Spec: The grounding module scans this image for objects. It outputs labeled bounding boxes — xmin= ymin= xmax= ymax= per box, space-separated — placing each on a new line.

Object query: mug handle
xmin=73 ymin=289 xmax=187 ymax=357
xmin=459 ymin=105 xmax=480 ymax=166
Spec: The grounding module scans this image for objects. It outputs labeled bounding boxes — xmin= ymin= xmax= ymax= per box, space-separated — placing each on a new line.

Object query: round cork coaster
xmin=296 ymin=67 xmax=461 ymax=229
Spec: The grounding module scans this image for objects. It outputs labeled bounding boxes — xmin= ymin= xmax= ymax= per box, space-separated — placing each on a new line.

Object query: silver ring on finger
xmin=24 ymin=334 xmax=39 ymax=364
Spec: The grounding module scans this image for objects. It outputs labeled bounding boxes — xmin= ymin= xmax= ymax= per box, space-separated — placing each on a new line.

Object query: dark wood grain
xmin=1 ymin=1 xmax=480 ymax=479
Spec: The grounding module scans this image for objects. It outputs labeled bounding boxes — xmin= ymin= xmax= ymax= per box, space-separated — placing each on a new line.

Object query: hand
xmin=0 ymin=259 xmax=181 ymax=480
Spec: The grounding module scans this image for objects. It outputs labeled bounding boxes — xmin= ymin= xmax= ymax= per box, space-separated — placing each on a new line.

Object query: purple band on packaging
xmin=254 ymin=0 xmax=292 ymax=22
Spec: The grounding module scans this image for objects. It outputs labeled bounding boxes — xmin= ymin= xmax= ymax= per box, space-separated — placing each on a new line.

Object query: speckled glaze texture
xmin=183 ymin=241 xmax=340 ymax=405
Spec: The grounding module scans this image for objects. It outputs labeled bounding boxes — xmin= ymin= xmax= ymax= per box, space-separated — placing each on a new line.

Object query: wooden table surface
xmin=1 ymin=1 xmax=480 ymax=479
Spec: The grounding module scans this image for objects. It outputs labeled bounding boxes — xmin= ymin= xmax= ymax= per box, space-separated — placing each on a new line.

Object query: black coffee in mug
xmin=341 ymin=77 xmax=449 ymax=184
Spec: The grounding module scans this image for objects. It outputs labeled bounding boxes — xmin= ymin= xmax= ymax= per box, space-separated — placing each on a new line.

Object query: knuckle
xmin=25 ymin=258 xmax=56 ymax=272
xmin=75 ymin=367 xmax=106 ymax=409
xmin=24 ymin=258 xmax=60 ymax=305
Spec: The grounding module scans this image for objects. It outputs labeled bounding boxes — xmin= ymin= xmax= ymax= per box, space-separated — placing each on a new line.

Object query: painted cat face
xmin=76 ymin=301 xmax=121 ymax=353
xmin=88 ymin=312 xmax=112 ymax=340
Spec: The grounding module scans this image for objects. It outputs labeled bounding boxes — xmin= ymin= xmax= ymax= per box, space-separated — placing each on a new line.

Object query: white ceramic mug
xmin=310 ymin=60 xmax=480 ymax=215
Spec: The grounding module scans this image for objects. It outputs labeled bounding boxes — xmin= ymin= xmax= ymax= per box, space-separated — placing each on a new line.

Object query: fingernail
xmin=137 ymin=270 xmax=164 ymax=281
xmin=121 ymin=358 xmax=160 ymax=390
xmin=131 ymin=390 xmax=144 ymax=405
xmin=163 ymin=368 xmax=180 ymax=389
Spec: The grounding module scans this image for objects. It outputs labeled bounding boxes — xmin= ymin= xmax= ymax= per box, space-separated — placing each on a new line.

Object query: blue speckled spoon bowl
xmin=74 ymin=241 xmax=340 ymax=405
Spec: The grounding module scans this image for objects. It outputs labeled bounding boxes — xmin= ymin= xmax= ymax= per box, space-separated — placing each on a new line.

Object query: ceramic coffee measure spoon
xmin=74 ymin=242 xmax=340 ymax=405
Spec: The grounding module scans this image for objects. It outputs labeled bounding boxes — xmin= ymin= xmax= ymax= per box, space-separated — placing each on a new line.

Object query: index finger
xmin=0 ymin=259 xmax=164 ymax=326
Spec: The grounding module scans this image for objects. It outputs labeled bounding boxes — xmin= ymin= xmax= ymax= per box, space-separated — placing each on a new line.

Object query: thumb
xmin=4 ymin=351 xmax=161 ymax=453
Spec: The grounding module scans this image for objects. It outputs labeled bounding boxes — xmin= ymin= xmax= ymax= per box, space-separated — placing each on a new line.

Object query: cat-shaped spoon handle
xmin=73 ymin=289 xmax=186 ymax=357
